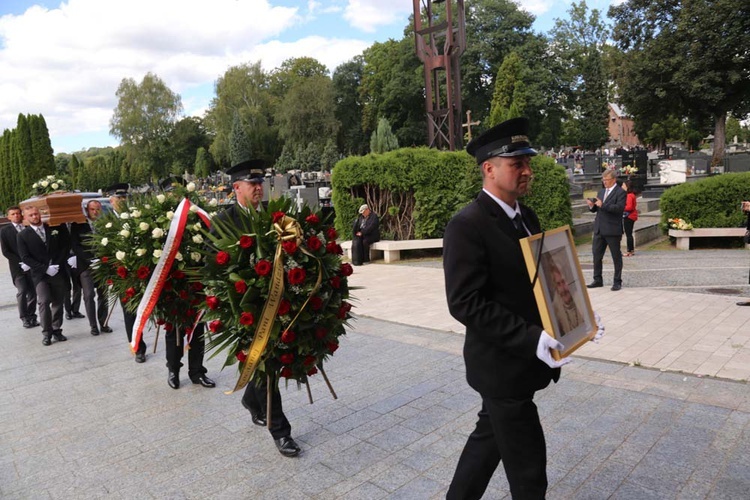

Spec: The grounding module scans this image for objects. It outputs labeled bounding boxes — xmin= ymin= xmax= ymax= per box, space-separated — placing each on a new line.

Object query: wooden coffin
xmin=19 ymin=192 xmax=86 ymax=226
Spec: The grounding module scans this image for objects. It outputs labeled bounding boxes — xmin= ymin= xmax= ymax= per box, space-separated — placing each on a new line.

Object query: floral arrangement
xmin=200 ymin=196 xmax=352 ymax=387
xmin=31 ymin=174 xmax=67 ymax=196
xmin=668 ymin=218 xmax=693 ymax=230
xmin=621 ymin=164 xmax=638 ymax=176
xmin=89 ymin=182 xmax=219 ymax=339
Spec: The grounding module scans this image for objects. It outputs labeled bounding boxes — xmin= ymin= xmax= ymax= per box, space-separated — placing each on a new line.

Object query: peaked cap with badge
xmin=466 ymin=117 xmax=538 ymax=164
xmin=159 ymin=176 xmax=186 ymax=191
xmin=226 ymin=159 xmax=265 ymax=184
xmin=104 ymin=183 xmax=130 ymax=197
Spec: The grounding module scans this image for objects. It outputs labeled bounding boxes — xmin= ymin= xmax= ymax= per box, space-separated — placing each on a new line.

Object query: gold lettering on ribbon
xmin=226 ymin=216 xmax=303 ymax=394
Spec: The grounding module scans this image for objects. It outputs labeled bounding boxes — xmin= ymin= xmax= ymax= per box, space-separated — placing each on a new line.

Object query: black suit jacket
xmin=17 ymin=224 xmax=71 ymax=286
xmin=443 ymin=191 xmax=560 ymax=398
xmin=590 ymin=185 xmax=626 ymax=236
xmin=1 ymin=223 xmax=26 ymax=281
xmin=353 ymin=213 xmax=380 ymax=244
xmin=69 ymin=221 xmax=96 ymax=274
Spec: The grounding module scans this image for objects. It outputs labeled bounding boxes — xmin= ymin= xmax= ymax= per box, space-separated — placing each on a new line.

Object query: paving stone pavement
xmin=1 ymin=254 xmax=750 ymax=499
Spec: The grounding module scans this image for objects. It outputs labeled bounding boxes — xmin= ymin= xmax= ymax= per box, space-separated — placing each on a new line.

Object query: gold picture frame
xmin=520 ymin=225 xmax=596 ymax=359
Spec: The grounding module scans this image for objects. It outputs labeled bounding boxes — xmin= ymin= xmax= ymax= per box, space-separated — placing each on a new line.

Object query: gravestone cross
xmin=462 ymin=110 xmax=481 ymax=142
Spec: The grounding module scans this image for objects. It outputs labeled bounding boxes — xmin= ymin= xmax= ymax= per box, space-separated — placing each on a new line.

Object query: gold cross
xmin=462 ymin=110 xmax=481 ymax=141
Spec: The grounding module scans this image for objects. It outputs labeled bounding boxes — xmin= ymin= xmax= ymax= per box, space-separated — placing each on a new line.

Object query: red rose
xmin=315 ymin=327 xmax=327 ymax=340
xmin=186 ymin=308 xmax=196 ymax=318
xmin=282 ymin=240 xmax=298 ymax=254
xmin=179 ymin=290 xmax=189 ymax=300
xmin=340 ymin=263 xmax=353 ymax=277
xmin=326 ymin=227 xmax=337 ymax=241
xmin=216 ymin=251 xmax=230 ymax=265
xmin=235 ymin=280 xmax=247 ymax=294
xmin=341 ymin=301 xmax=352 ymax=313
xmin=191 ymin=282 xmax=204 ymax=291
xmin=307 ymin=367 xmax=318 ymax=376
xmin=236 ymin=350 xmax=247 ymax=363
xmin=281 ymin=330 xmax=296 ymax=343
xmin=163 ymin=281 xmax=173 ymax=291
xmin=277 ymin=299 xmax=291 ymax=316
xmin=125 ymin=287 xmax=136 ymax=298
xmin=288 ymin=267 xmax=306 ymax=285
xmin=209 ymin=320 xmax=222 ymax=333
xmin=101 ymin=256 xmax=109 ymax=263
xmin=279 ymin=353 xmax=294 ymax=364
xmin=169 ymin=309 xmax=177 ymax=316
xmin=280 ymin=367 xmax=293 ymax=378
xmin=239 ymin=311 xmax=254 ymax=326
xmin=305 ymin=214 xmax=320 ymax=224
xmin=136 ymin=266 xmax=150 ymax=280
xmin=172 ymin=269 xmax=185 ymax=279
xmin=206 ymin=296 xmax=220 ymax=310
xmin=327 ymin=341 xmax=339 ymax=354
xmin=255 ymin=260 xmax=271 ymax=276
xmin=330 ymin=276 xmax=341 ymax=289
xmin=164 ymin=323 xmax=174 ymax=332
xmin=306 ymin=236 xmax=322 ymax=251
xmin=156 ymin=318 xmax=166 ymax=325
xmin=310 ymin=296 xmax=323 ymax=311
xmin=117 ymin=266 xmax=128 ymax=278
xmin=272 ymin=211 xmax=285 ymax=224
xmin=304 ymin=355 xmax=317 ymax=366
xmin=121 ymin=297 xmax=128 ymax=303
xmin=337 ymin=301 xmax=352 ymax=319
xmin=335 ymin=244 xmax=343 ymax=255
xmin=106 ymin=279 xmax=113 ymax=286
xmin=326 ymin=241 xmax=338 ymax=254
xmin=239 ymin=235 xmax=254 ymax=249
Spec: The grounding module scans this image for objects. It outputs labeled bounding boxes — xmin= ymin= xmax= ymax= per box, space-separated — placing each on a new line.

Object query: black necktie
xmin=513 ymin=214 xmax=527 ymax=239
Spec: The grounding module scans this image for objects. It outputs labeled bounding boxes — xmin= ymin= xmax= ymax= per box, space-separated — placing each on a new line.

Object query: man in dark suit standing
xmin=17 ymin=206 xmax=71 ymax=346
xmin=69 ymin=199 xmax=112 ymax=336
xmin=214 ymin=159 xmax=301 ymax=458
xmin=443 ymin=117 xmax=570 ymax=499
xmin=1 ymin=205 xmax=38 ymax=328
xmin=586 ymin=168 xmax=627 ymax=291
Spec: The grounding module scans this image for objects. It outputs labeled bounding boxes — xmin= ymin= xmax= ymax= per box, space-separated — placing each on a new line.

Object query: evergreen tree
xmin=274 ymin=144 xmax=295 ymax=173
xmin=0 ymin=131 xmax=9 ymax=210
xmin=29 ymin=114 xmax=55 ymax=181
xmin=320 ymin=138 xmax=340 ymax=171
xmin=229 ymin=111 xmax=252 ymax=167
xmin=15 ymin=114 xmax=33 ymax=194
xmin=370 ymin=118 xmax=399 ymax=154
xmin=194 ymin=147 xmax=213 ymax=178
xmin=69 ymin=155 xmax=80 ymax=190
xmin=488 ymin=52 xmax=529 ymax=127
xmin=577 ymin=50 xmax=609 ymax=150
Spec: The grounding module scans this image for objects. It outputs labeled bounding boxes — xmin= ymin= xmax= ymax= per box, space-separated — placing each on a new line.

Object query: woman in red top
xmin=622 ymin=180 xmax=639 ymax=256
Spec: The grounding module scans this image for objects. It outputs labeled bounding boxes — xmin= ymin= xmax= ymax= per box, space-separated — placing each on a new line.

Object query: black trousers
xmin=448 ymin=395 xmax=547 ymax=500
xmin=13 ymin=273 xmax=37 ymax=322
xmin=63 ymin=265 xmax=81 ymax=314
xmin=36 ymin=275 xmax=67 ymax=336
xmin=242 ymin=377 xmax=291 ymax=440
xmin=121 ymin=303 xmax=146 ymax=354
xmin=78 ymin=269 xmax=108 ymax=330
xmin=165 ymin=323 xmax=207 ymax=378
xmin=591 ymin=232 xmax=623 ymax=286
xmin=623 ymin=218 xmax=636 ymax=253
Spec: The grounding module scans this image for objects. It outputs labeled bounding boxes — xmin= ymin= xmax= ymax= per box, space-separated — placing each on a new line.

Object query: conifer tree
xmin=369 ymin=118 xmax=399 ymax=154
xmin=229 ymin=112 xmax=252 ymax=167
xmin=15 ymin=114 xmax=33 ymax=195
xmin=488 ymin=52 xmax=529 ymax=127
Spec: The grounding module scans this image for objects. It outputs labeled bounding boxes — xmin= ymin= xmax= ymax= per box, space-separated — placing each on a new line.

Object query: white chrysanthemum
xmin=139 ymin=222 xmax=149 ymax=231
xmin=116 ymin=251 xmax=126 ymax=260
xmin=32 ymin=183 xmax=38 ymax=189
xmin=120 ymin=213 xmax=130 ymax=219
xmin=190 ymin=252 xmax=202 ymax=262
xmin=131 ymin=209 xmax=141 ymax=218
xmin=153 ymin=249 xmax=162 ymax=258
xmin=186 ymin=182 xmax=196 ymax=192
xmin=192 ymin=234 xmax=203 ymax=244
xmin=209 ymin=198 xmax=218 ymax=207
xmin=144 ymin=204 xmax=151 ymax=209
xmin=101 ymin=238 xmax=108 ymax=246
xmin=105 ymin=222 xmax=112 ymax=228
xmin=135 ymin=248 xmax=147 ymax=257
xmin=40 ymin=180 xmax=49 ymax=187
xmin=46 ymin=175 xmax=55 ymax=180
xmin=152 ymin=228 xmax=164 ymax=239
xmin=166 ymin=211 xmax=174 ymax=220
xmin=192 ymin=223 xmax=202 ymax=231
xmin=156 ymin=194 xmax=166 ymax=204
xmin=119 ymin=229 xmax=130 ymax=238
xmin=175 ymin=252 xmax=183 ymax=261
xmin=51 ymin=183 xmax=59 ymax=190
xmin=189 ymin=204 xmax=199 ymax=213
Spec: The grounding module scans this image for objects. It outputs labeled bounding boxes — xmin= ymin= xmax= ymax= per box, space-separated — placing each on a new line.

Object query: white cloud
xmin=343 ymin=0 xmax=412 ymax=33
xmin=517 ymin=0 xmax=560 ymax=16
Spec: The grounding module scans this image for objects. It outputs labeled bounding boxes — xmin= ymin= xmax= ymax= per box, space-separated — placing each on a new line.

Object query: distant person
xmin=622 ymin=180 xmax=639 ymax=257
xmin=738 ymin=201 xmax=750 ymax=307
xmin=0 ymin=206 xmax=38 ymax=329
xmin=351 ymin=204 xmax=380 ymax=266
xmin=586 ymin=169 xmax=626 ymax=291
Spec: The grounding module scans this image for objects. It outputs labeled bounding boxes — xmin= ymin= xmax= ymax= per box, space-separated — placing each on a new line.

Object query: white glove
xmin=45 ymin=264 xmax=60 ymax=277
xmin=67 ymin=256 xmax=77 ymax=268
xmin=19 ymin=262 xmax=31 ymax=272
xmin=89 ymin=258 xmax=100 ymax=269
xmin=536 ymin=331 xmax=572 ymax=369
xmin=592 ymin=311 xmax=605 ymax=342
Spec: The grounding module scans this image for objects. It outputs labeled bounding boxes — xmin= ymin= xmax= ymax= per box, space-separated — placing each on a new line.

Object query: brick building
xmin=607 ymin=103 xmax=640 ymax=148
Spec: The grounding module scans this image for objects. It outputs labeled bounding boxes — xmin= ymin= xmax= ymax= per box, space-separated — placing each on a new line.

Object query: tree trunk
xmin=712 ymin=113 xmax=726 ymax=168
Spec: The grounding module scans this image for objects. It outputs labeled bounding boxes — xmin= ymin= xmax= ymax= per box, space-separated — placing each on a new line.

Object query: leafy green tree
xmin=275 ymin=72 xmax=339 ymax=152
xmin=269 ymin=57 xmax=329 ymax=99
xmin=169 ymin=116 xmax=210 ymax=174
xmin=610 ymin=0 xmax=750 ymax=166
xmin=488 ymin=52 xmax=529 ymax=127
xmin=194 ymin=147 xmax=213 ymax=178
xmin=109 ymin=72 xmax=183 ymax=180
xmin=320 ymin=138 xmax=339 ymax=171
xmin=576 ymin=50 xmax=609 ymax=150
xmin=332 ymin=56 xmax=369 ymax=155
xmin=726 ymin=116 xmax=743 ymax=144
xmin=370 ymin=118 xmax=399 ymax=154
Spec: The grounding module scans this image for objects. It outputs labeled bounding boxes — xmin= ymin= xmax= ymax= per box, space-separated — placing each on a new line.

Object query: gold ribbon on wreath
xmin=226 ymin=215 xmax=323 ymax=394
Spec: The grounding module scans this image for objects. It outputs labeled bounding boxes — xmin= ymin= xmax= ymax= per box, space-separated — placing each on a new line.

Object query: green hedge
xmin=659 ymin=173 xmax=750 ymax=230
xmin=331 ymin=147 xmax=572 ymax=240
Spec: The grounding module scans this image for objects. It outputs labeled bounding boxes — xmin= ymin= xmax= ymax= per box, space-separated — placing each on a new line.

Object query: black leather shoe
xmin=52 ymin=330 xmax=67 ymax=342
xmin=737 ymin=301 xmax=750 ymax=306
xmin=274 ymin=436 xmax=301 ymax=457
xmin=90 ymin=328 xmax=100 ymax=336
xmin=29 ymin=318 xmax=40 ymax=327
xmin=241 ymin=398 xmax=267 ymax=426
xmin=65 ymin=313 xmax=73 ymax=320
xmin=22 ymin=320 xmax=31 ymax=328
xmin=135 ymin=352 xmax=147 ymax=363
xmin=168 ymin=371 xmax=180 ymax=389
xmin=611 ymin=283 xmax=622 ymax=291
xmin=42 ymin=336 xmax=51 ymax=346
xmin=587 ymin=282 xmax=603 ymax=289
xmin=190 ymin=375 xmax=216 ymax=388
xmin=100 ymin=325 xmax=113 ymax=333
xmin=72 ymin=312 xmax=86 ymax=319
